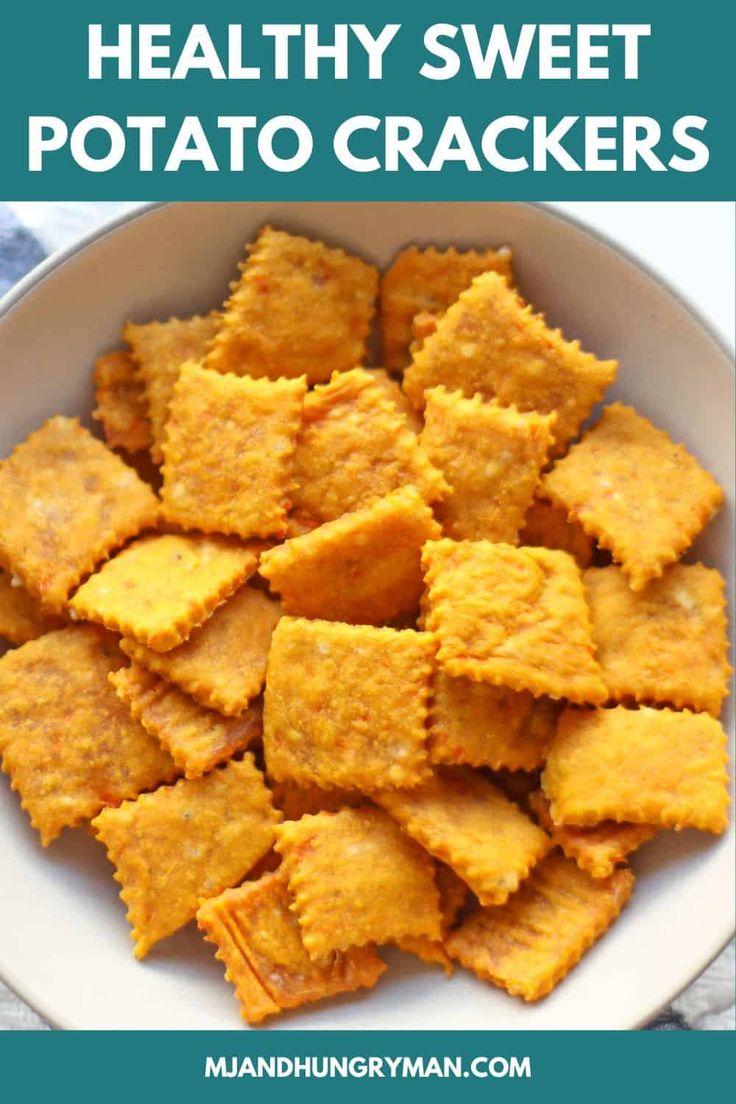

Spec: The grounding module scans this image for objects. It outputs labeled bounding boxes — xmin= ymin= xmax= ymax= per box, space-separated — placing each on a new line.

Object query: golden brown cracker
xmin=92 ymin=350 xmax=152 ymax=453
xmin=520 ymin=496 xmax=595 ymax=568
xmin=0 ymin=570 xmax=63 ymax=645
xmin=268 ymin=778 xmax=364 ymax=822
xmin=363 ymin=368 xmax=423 ymax=433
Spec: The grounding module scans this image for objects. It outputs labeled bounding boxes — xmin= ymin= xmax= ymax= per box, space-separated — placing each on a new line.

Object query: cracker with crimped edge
xmin=70 ymin=533 xmax=258 ymax=652
xmin=93 ymin=350 xmax=152 ymax=453
xmin=124 ymin=312 xmax=220 ymax=463
xmin=396 ymin=861 xmax=470 ymax=974
xmin=0 ymin=625 xmax=177 ymax=846
xmin=291 ymin=368 xmax=448 ymax=525
xmin=92 ymin=754 xmax=279 ymax=958
xmin=380 ymin=243 xmax=513 ymax=369
xmin=0 ymin=416 xmax=159 ymax=613
xmin=0 ymin=570 xmax=63 ymax=645
xmin=403 ymin=271 xmax=617 ymax=449
xmin=542 ymin=404 xmax=724 ymax=591
xmin=542 ymin=705 xmax=730 ymax=834
xmin=420 ymin=388 xmax=556 ymax=542
xmin=161 ymin=363 xmax=306 ymax=539
xmin=584 ymin=564 xmax=730 ymax=717
xmin=268 ymin=777 xmax=363 ymax=821
xmin=110 ymin=664 xmax=262 ymax=779
xmin=520 ymin=496 xmax=595 ymax=568
xmin=363 ymin=368 xmax=423 ymax=433
xmin=204 ymin=226 xmax=378 ymax=383
xmin=197 ymin=870 xmax=386 ymax=1024
xmin=275 ymin=807 xmax=442 ymax=957
xmin=445 ymin=851 xmax=634 ymax=1001
xmin=422 ymin=539 xmax=607 ymax=704
xmin=260 ymin=486 xmax=441 ymax=626
xmin=375 ymin=766 xmax=551 ymax=906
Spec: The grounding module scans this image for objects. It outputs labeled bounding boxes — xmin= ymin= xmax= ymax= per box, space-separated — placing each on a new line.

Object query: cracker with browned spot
xmin=542 ymin=705 xmax=730 ymax=834
xmin=520 ymin=496 xmax=595 ymax=568
xmin=92 ymin=350 xmax=152 ymax=453
xmin=0 ymin=625 xmax=177 ymax=846
xmin=92 ymin=754 xmax=279 ymax=958
xmin=0 ymin=570 xmax=63 ymax=645
xmin=263 ymin=618 xmax=434 ymax=790
xmin=445 ymin=851 xmax=634 ymax=1001
xmin=422 ymin=539 xmax=607 ymax=703
xmin=0 ymin=417 xmax=159 ymax=612
xmin=543 ymin=404 xmax=724 ymax=591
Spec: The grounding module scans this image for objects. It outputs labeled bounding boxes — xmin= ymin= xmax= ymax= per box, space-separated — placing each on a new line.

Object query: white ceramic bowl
xmin=0 ymin=202 xmax=733 ymax=1030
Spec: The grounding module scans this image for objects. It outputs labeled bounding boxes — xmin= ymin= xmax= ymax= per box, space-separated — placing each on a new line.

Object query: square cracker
xmin=120 ymin=584 xmax=280 ymax=715
xmin=429 ymin=671 xmax=558 ymax=772
xmin=420 ymin=387 xmax=555 ymax=542
xmin=92 ymin=350 xmax=152 ymax=453
xmin=70 ymin=533 xmax=259 ymax=652
xmin=263 ymin=617 xmax=435 ymax=789
xmin=0 ymin=625 xmax=177 ymax=846
xmin=110 ymin=664 xmax=262 ymax=780
xmin=584 ymin=564 xmax=730 ymax=716
xmin=422 ymin=539 xmax=607 ymax=703
xmin=520 ymin=496 xmax=595 ymax=568
xmin=445 ymin=851 xmax=634 ymax=1001
xmin=197 ymin=870 xmax=386 ymax=1024
xmin=542 ymin=705 xmax=730 ymax=834
xmin=374 ymin=766 xmax=551 ymax=906
xmin=0 ymin=570 xmax=63 ymax=645
xmin=260 ymin=486 xmax=441 ymax=626
xmin=203 ymin=225 xmax=377 ymax=383
xmin=92 ymin=754 xmax=280 ymax=958
xmin=542 ymin=403 xmax=724 ymax=591
xmin=403 ymin=271 xmax=617 ymax=448
xmin=290 ymin=368 xmax=448 ymax=525
xmin=124 ymin=312 xmax=220 ymax=463
xmin=0 ymin=417 xmax=159 ymax=612
xmin=275 ymin=807 xmax=442 ymax=957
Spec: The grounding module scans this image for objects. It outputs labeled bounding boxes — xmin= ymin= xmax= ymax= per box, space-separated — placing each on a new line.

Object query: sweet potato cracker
xmin=93 ymin=754 xmax=279 ymax=957
xmin=445 ymin=851 xmax=634 ymax=1001
xmin=197 ymin=870 xmax=386 ymax=1023
xmin=204 ymin=226 xmax=378 ymax=383
xmin=420 ymin=388 xmax=556 ymax=541
xmin=0 ymin=625 xmax=177 ymax=846
xmin=403 ymin=272 xmax=617 ymax=448
xmin=291 ymin=368 xmax=448 ymax=524
xmin=161 ymin=363 xmax=306 ymax=539
xmin=93 ymin=350 xmax=152 ymax=453
xmin=542 ymin=705 xmax=730 ymax=833
xmin=70 ymin=533 xmax=258 ymax=652
xmin=520 ymin=496 xmax=595 ymax=568
xmin=268 ymin=778 xmax=363 ymax=821
xmin=375 ymin=767 xmax=551 ymax=906
xmin=380 ymin=244 xmax=513 ymax=369
xmin=0 ymin=417 xmax=159 ymax=612
xmin=260 ymin=486 xmax=441 ymax=625
xmin=543 ymin=404 xmax=724 ymax=590
xmin=422 ymin=539 xmax=607 ymax=703
xmin=364 ymin=368 xmax=423 ymax=432
xmin=585 ymin=564 xmax=730 ymax=716
xmin=263 ymin=617 xmax=435 ymax=789
xmin=0 ymin=570 xmax=62 ymax=645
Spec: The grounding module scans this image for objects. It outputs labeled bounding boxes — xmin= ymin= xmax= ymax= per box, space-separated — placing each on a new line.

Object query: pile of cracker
xmin=0 ymin=226 xmax=730 ymax=1024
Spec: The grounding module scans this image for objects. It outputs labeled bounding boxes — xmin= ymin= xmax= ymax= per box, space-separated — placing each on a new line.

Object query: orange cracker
xmin=161 ymin=363 xmax=306 ymax=539
xmin=375 ymin=766 xmax=551 ymax=906
xmin=0 ymin=569 xmax=63 ymax=645
xmin=528 ymin=790 xmax=655 ymax=880
xmin=445 ymin=851 xmax=634 ymax=1001
xmin=520 ymin=496 xmax=595 ymax=568
xmin=380 ymin=244 xmax=513 ymax=370
xmin=275 ymin=806 xmax=442 ymax=956
xmin=403 ymin=272 xmax=617 ymax=448
xmin=260 ymin=486 xmax=441 ymax=625
xmin=429 ymin=670 xmax=558 ymax=771
xmin=70 ymin=533 xmax=258 ymax=652
xmin=268 ymin=778 xmax=364 ymax=822
xmin=119 ymin=584 xmax=280 ymax=715
xmin=364 ymin=368 xmax=423 ymax=432
xmin=409 ymin=310 xmax=440 ymax=358
xmin=109 ymin=664 xmax=262 ymax=779
xmin=422 ymin=539 xmax=607 ymax=703
xmin=0 ymin=625 xmax=177 ymax=846
xmin=490 ymin=769 xmax=543 ymax=806
xmin=92 ymin=350 xmax=152 ymax=453
xmin=204 ymin=226 xmax=377 ymax=383
xmin=92 ymin=754 xmax=279 ymax=958
xmin=197 ymin=870 xmax=386 ymax=1024
xmin=290 ymin=368 xmax=448 ymax=525
xmin=420 ymin=387 xmax=556 ymax=542
xmin=584 ymin=564 xmax=731 ymax=716
xmin=398 ymin=861 xmax=469 ymax=974
xmin=263 ymin=617 xmax=435 ymax=789
xmin=542 ymin=404 xmax=724 ymax=591
xmin=124 ymin=312 xmax=220 ymax=463
xmin=0 ymin=416 xmax=159 ymax=612
xmin=542 ymin=705 xmax=730 ymax=834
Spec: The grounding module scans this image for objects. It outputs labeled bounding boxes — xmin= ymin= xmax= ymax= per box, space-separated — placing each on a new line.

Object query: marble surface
xmin=0 ymin=201 xmax=733 ymax=1032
